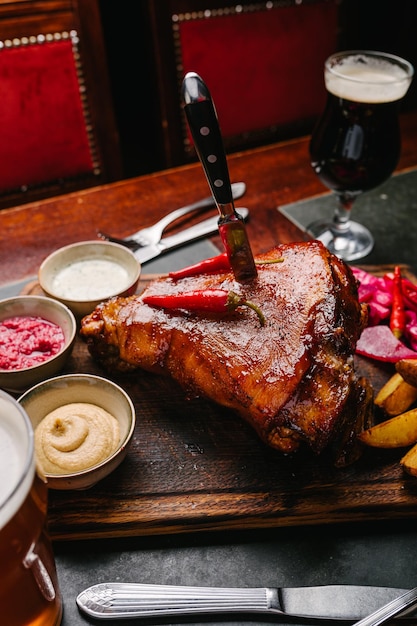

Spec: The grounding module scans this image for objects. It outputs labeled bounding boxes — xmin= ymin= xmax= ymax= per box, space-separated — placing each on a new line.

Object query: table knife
xmin=123 ymin=181 xmax=246 ymax=244
xmin=134 ymin=207 xmax=248 ymax=265
xmin=76 ymin=583 xmax=415 ymax=621
xmin=182 ymin=72 xmax=257 ymax=283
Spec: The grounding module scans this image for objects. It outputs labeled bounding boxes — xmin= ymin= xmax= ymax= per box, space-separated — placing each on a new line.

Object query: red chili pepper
xmin=143 ymin=289 xmax=265 ymax=326
xmin=169 ymin=252 xmax=284 ymax=281
xmin=169 ymin=253 xmax=231 ymax=280
xmin=390 ymin=265 xmax=406 ymax=339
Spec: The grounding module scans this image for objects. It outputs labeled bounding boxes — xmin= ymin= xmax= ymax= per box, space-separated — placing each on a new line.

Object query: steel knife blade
xmin=134 ymin=208 xmax=248 ymax=265
xmin=181 ymin=72 xmax=257 ymax=283
xmin=76 ymin=582 xmax=415 ymax=621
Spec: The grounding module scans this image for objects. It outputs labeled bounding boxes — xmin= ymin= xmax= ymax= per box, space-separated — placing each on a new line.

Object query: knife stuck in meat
xmin=181 ymin=71 xmax=257 ymax=284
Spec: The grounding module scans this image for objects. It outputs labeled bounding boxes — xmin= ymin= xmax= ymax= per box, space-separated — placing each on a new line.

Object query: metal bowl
xmin=18 ymin=374 xmax=136 ymax=490
xmin=0 ymin=295 xmax=77 ymax=393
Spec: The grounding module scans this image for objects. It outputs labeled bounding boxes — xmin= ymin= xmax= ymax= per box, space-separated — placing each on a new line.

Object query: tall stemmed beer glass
xmin=308 ymin=50 xmax=414 ymax=261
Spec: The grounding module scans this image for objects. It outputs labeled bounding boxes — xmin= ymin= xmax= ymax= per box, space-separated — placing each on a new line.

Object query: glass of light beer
xmin=0 ymin=390 xmax=62 ymax=626
xmin=308 ymin=50 xmax=414 ymax=261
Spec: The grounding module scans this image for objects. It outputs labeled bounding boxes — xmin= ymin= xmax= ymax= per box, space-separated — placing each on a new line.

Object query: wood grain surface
xmin=25 ymin=267 xmax=417 ymax=541
xmin=3 ymin=110 xmax=417 ymax=287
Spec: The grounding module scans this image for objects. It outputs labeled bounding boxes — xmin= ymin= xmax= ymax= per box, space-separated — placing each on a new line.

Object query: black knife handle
xmin=182 ymin=72 xmax=233 ymax=207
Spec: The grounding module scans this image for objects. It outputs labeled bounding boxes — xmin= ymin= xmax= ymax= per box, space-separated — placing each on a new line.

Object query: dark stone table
xmin=56 ymin=521 xmax=417 ymax=625
xmin=279 ymin=168 xmax=417 ymax=272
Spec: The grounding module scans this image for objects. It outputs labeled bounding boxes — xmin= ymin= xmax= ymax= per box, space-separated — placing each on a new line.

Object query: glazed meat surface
xmin=80 ymin=241 xmax=371 ymax=462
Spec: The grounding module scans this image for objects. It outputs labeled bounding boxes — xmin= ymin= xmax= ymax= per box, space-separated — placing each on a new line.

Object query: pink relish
xmin=0 ymin=315 xmax=65 ymax=370
xmin=352 ymin=266 xmax=417 ymax=363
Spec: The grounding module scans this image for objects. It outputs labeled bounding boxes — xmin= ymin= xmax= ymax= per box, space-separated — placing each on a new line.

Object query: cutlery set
xmin=99 ymin=181 xmax=246 ymax=254
xmin=133 ymin=207 xmax=249 ymax=265
xmin=98 ymin=182 xmax=245 ymax=263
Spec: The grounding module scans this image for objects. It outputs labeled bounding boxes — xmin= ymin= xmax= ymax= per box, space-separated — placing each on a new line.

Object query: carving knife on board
xmin=76 ymin=582 xmax=417 ymax=621
xmin=181 ymin=72 xmax=258 ymax=284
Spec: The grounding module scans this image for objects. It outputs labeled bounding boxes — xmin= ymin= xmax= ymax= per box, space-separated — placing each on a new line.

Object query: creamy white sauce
xmin=52 ymin=258 xmax=130 ymax=300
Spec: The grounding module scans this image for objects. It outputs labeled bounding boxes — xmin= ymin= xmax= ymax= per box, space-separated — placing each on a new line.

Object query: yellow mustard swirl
xmin=34 ymin=403 xmax=120 ymax=475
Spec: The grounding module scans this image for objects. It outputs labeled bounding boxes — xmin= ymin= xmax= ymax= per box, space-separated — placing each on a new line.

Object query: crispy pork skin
xmin=80 ymin=241 xmax=371 ymax=462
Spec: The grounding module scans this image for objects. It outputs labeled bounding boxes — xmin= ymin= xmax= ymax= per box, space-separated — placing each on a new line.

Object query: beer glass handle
xmin=23 ymin=542 xmax=56 ymax=601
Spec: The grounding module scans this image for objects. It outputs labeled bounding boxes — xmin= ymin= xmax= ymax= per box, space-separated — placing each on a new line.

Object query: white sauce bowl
xmin=39 ymin=241 xmax=141 ymax=318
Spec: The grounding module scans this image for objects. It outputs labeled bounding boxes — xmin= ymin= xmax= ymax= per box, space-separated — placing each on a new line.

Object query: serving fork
xmin=98 ymin=182 xmax=246 ymax=250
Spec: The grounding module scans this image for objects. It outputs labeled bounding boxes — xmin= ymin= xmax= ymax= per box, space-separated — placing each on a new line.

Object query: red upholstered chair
xmin=0 ymin=0 xmax=123 ymax=209
xmin=146 ymin=0 xmax=345 ymax=168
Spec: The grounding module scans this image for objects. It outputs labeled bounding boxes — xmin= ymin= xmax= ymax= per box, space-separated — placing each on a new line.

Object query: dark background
xmin=98 ymin=0 xmax=417 ymax=180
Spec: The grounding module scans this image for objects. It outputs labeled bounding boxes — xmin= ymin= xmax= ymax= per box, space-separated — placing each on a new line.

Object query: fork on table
xmin=98 ymin=182 xmax=246 ymax=251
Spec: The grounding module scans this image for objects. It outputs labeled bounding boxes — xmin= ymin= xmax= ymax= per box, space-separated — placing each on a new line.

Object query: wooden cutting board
xmin=24 ymin=266 xmax=417 ymax=541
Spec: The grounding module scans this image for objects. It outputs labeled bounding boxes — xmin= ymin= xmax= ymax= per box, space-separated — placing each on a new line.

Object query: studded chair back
xmin=146 ymin=0 xmax=345 ymax=168
xmin=0 ymin=0 xmax=122 ymax=209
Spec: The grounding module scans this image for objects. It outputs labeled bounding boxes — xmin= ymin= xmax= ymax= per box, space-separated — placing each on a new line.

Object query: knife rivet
xmin=214 ymin=179 xmax=224 ymax=188
xmin=200 ymin=126 xmax=210 ymax=136
xmin=208 ymin=155 xmax=217 ymax=163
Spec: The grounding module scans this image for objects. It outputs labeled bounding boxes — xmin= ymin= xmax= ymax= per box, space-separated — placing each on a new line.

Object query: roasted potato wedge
xmin=358 ymin=408 xmax=417 ymax=448
xmin=400 ymin=442 xmax=417 ymax=477
xmin=374 ymin=372 xmax=417 ymax=416
xmin=396 ymin=358 xmax=417 ymax=388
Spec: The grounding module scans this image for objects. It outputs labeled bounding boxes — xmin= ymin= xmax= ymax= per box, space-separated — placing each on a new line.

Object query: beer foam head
xmin=0 ymin=393 xmax=34 ymax=530
xmin=325 ymin=52 xmax=413 ymax=103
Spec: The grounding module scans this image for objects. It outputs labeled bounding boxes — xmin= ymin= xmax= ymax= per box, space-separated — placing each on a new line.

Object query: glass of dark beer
xmin=0 ymin=390 xmax=62 ymax=626
xmin=308 ymin=50 xmax=414 ymax=261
